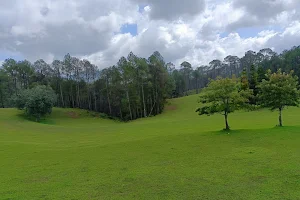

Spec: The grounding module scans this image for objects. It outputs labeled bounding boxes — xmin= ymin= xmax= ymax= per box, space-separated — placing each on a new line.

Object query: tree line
xmin=171 ymin=46 xmax=300 ymax=97
xmin=1 ymin=45 xmax=300 ymax=121
xmin=0 ymin=51 xmax=174 ymax=121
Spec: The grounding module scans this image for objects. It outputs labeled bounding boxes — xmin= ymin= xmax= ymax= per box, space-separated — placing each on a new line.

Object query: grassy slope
xmin=0 ymin=95 xmax=300 ymax=200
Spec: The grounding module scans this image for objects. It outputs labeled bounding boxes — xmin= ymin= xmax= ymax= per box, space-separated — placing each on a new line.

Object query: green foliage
xmin=2 ymin=45 xmax=300 ymax=121
xmin=258 ymin=69 xmax=300 ymax=126
xmin=257 ymin=66 xmax=266 ymax=82
xmin=240 ymin=68 xmax=249 ymax=90
xmin=172 ymin=69 xmax=186 ymax=97
xmin=196 ymin=77 xmax=252 ymax=130
xmin=0 ymin=70 xmax=9 ymax=108
xmin=249 ymin=65 xmax=259 ymax=104
xmin=14 ymin=85 xmax=57 ymax=121
xmin=249 ymin=65 xmax=258 ymax=91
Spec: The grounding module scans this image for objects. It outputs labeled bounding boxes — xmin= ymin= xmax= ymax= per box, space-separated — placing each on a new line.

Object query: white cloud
xmin=0 ymin=0 xmax=300 ymax=68
xmin=265 ymin=21 xmax=300 ymax=52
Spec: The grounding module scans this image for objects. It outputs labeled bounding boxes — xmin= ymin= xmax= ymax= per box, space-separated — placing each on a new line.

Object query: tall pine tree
xmin=240 ymin=68 xmax=249 ymax=90
xmin=249 ymin=65 xmax=258 ymax=104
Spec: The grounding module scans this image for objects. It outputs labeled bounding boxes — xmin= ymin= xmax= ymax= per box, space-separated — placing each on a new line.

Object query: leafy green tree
xmin=2 ymin=59 xmax=18 ymax=95
xmin=14 ymin=85 xmax=57 ymax=122
xmin=258 ymin=69 xmax=300 ymax=127
xmin=196 ymin=77 xmax=252 ymax=130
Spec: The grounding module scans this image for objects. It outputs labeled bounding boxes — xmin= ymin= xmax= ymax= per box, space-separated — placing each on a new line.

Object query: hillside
xmin=1 ymin=94 xmax=300 ymax=199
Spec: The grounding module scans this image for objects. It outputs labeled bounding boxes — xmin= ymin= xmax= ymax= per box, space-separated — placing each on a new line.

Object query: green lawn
xmin=1 ymin=94 xmax=300 ymax=200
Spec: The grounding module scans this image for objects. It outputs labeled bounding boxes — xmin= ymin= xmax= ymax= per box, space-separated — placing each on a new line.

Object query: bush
xmin=13 ymin=85 xmax=57 ymax=122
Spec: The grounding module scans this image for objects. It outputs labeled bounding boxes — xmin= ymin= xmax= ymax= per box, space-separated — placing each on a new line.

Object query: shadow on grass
xmin=16 ymin=113 xmax=56 ymax=125
xmin=213 ymin=125 xmax=299 ymax=136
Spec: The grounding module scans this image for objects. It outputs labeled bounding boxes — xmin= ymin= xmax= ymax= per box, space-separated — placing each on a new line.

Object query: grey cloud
xmin=233 ymin=0 xmax=286 ymax=19
xmin=20 ymin=22 xmax=111 ymax=59
xmin=265 ymin=26 xmax=300 ymax=52
xmin=198 ymin=23 xmax=220 ymax=41
xmin=77 ymin=0 xmax=137 ymax=21
xmin=149 ymin=0 xmax=205 ymax=20
xmin=132 ymin=0 xmax=205 ymax=21
xmin=40 ymin=7 xmax=50 ymax=17
xmin=229 ymin=0 xmax=300 ymax=30
xmin=226 ymin=16 xmax=260 ymax=32
xmin=0 ymin=19 xmax=115 ymax=61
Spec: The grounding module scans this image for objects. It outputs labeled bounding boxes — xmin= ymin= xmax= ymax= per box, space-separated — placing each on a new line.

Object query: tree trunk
xmin=196 ymin=78 xmax=199 ymax=94
xmin=0 ymin=90 xmax=4 ymax=108
xmin=119 ymin=101 xmax=123 ymax=120
xmin=77 ymin=83 xmax=81 ymax=108
xmin=106 ymin=79 xmax=112 ymax=115
xmin=88 ymin=92 xmax=91 ymax=110
xmin=188 ymin=76 xmax=191 ymax=92
xmin=279 ymin=108 xmax=283 ymax=127
xmin=71 ymin=95 xmax=75 ymax=108
xmin=126 ymin=90 xmax=133 ymax=120
xmin=141 ymin=83 xmax=147 ymax=118
xmin=59 ymin=83 xmax=64 ymax=107
xmin=224 ymin=113 xmax=230 ymax=130
xmin=94 ymin=91 xmax=97 ymax=112
xmin=149 ymin=100 xmax=156 ymax=117
xmin=107 ymin=92 xmax=112 ymax=115
xmin=185 ymin=75 xmax=188 ymax=96
xmin=36 ymin=114 xmax=40 ymax=122
xmin=14 ymin=77 xmax=17 ymax=95
xmin=156 ymin=86 xmax=159 ymax=114
xmin=70 ymin=84 xmax=75 ymax=108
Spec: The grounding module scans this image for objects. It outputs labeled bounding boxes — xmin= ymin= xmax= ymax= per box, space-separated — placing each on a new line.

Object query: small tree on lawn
xmin=258 ymin=69 xmax=300 ymax=127
xmin=196 ymin=77 xmax=252 ymax=130
xmin=14 ymin=85 xmax=57 ymax=122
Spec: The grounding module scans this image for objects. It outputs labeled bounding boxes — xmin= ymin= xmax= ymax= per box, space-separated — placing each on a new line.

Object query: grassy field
xmin=1 ymin=94 xmax=300 ymax=200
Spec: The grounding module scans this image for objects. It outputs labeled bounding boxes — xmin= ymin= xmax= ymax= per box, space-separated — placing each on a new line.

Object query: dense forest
xmin=1 ymin=46 xmax=300 ymax=121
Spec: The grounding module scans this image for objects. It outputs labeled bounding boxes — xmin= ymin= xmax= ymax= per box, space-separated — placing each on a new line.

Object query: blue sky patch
xmin=120 ymin=23 xmax=138 ymax=36
xmin=138 ymin=4 xmax=148 ymax=13
xmin=220 ymin=26 xmax=282 ymax=38
xmin=0 ymin=50 xmax=24 ymax=62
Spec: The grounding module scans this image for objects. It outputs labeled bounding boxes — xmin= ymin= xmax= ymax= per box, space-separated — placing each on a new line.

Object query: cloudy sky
xmin=0 ymin=0 xmax=300 ymax=68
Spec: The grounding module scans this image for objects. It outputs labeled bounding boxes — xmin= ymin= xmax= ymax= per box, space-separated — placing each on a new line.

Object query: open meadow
xmin=1 ymin=94 xmax=300 ymax=199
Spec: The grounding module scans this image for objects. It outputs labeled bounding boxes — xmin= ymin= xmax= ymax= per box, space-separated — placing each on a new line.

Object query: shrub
xmin=14 ymin=85 xmax=57 ymax=122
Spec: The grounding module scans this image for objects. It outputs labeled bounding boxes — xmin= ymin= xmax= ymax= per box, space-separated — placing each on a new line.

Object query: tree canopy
xmin=196 ymin=77 xmax=252 ymax=130
xmin=258 ymin=69 xmax=300 ymax=126
xmin=14 ymin=85 xmax=57 ymax=122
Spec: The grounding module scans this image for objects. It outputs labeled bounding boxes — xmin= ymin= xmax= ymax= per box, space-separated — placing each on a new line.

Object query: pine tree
xmin=257 ymin=66 xmax=266 ymax=82
xmin=249 ymin=65 xmax=258 ymax=104
xmin=240 ymin=68 xmax=249 ymax=90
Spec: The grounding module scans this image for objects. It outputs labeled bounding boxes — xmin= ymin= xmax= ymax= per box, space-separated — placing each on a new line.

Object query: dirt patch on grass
xmin=165 ymin=105 xmax=177 ymax=111
xmin=67 ymin=111 xmax=79 ymax=119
